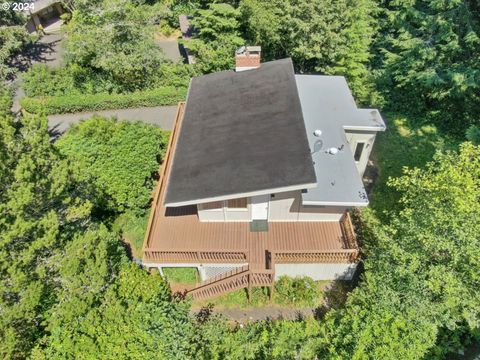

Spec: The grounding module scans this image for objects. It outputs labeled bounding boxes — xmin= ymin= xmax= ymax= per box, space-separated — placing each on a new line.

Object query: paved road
xmin=155 ymin=39 xmax=183 ymax=62
xmin=9 ymin=33 xmax=65 ymax=113
xmin=48 ymin=105 xmax=178 ymax=138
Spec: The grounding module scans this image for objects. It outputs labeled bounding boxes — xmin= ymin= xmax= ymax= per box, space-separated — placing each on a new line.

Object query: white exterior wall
xmin=198 ymin=201 xmax=251 ymax=222
xmin=198 ymin=192 xmax=347 ymax=222
xmin=268 ymin=190 xmax=347 ymax=221
xmin=345 ymin=130 xmax=377 ymax=177
xmin=275 ymin=263 xmax=357 ymax=280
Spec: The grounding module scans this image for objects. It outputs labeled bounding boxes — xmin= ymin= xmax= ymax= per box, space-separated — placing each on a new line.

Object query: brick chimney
xmin=235 ymin=46 xmax=261 ymax=72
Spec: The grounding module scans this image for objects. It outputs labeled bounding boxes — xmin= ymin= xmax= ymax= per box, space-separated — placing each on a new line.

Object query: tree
xmin=376 ymin=0 xmax=480 ymax=133
xmin=55 ymin=116 xmax=169 ymax=213
xmin=316 ymin=143 xmax=480 ymax=359
xmin=0 ymin=112 xmax=92 ymax=358
xmin=188 ymin=3 xmax=245 ymax=73
xmin=31 ymin=226 xmax=199 ymax=359
xmin=466 ymin=125 xmax=480 ymax=145
xmin=64 ymin=0 xmax=167 ymax=92
xmin=239 ymin=0 xmax=378 ymax=101
xmin=0 ymin=24 xmax=31 ymax=81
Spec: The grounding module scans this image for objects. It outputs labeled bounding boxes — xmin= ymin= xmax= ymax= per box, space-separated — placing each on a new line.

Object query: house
xmin=143 ymin=47 xmax=386 ymax=300
xmin=25 ymin=0 xmax=65 ymax=34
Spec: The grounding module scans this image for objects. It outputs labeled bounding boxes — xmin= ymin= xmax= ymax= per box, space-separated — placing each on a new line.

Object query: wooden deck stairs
xmin=187 ymin=264 xmax=275 ymax=300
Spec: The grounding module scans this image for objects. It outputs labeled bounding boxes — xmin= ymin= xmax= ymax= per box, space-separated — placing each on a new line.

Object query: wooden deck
xmin=143 ymin=103 xmax=358 ymax=270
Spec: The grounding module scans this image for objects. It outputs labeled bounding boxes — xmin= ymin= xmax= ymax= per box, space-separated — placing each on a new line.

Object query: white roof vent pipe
xmin=313 ymin=129 xmax=322 ymax=137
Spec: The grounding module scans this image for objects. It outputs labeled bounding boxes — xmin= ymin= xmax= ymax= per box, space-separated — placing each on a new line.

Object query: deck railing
xmin=143 ymin=249 xmax=249 ymax=263
xmin=340 ymin=211 xmax=358 ymax=250
xmin=186 ymin=265 xmax=275 ymax=300
xmin=143 ymin=102 xmax=185 ymax=252
xmin=272 ymin=249 xmax=358 ymax=264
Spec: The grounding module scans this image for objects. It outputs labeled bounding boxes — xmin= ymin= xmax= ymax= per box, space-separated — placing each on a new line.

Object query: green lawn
xmin=163 ymin=267 xmax=199 ymax=284
xmin=368 ymin=113 xmax=459 ymax=220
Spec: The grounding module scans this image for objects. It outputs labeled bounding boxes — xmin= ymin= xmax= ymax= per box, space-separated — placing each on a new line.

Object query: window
xmin=354 ymin=142 xmax=365 ymax=162
xmin=227 ymin=198 xmax=247 ymax=209
xmin=202 ymin=201 xmax=223 ymax=210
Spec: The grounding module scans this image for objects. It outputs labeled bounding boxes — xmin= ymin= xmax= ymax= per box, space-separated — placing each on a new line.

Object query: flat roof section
xmin=296 ymin=75 xmax=385 ymax=206
xmin=164 ymin=58 xmax=317 ymax=207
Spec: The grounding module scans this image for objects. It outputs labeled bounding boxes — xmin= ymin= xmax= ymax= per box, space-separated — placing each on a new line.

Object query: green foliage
xmin=316 ymin=143 xmax=480 ymax=359
xmin=0 ymin=8 xmax=26 ymax=26
xmin=239 ymin=0 xmax=378 ymax=101
xmin=199 ymin=317 xmax=321 ymax=359
xmin=274 ymin=276 xmax=320 ymax=306
xmin=22 ymin=63 xmax=117 ymax=97
xmin=375 ymin=0 xmax=480 ymax=133
xmin=21 ymin=86 xmax=187 ymax=114
xmin=466 ymin=125 xmax=480 ymax=145
xmin=112 ymin=210 xmax=149 ymax=258
xmin=369 ymin=114 xmax=458 ymax=219
xmin=65 ymin=0 xmax=168 ymax=91
xmin=0 ymin=112 xmax=92 ymax=358
xmin=31 ymin=226 xmax=198 ymax=359
xmin=0 ymin=24 xmax=32 ymax=80
xmin=23 ymin=62 xmax=194 ymax=98
xmin=56 ymin=117 xmax=169 ymax=212
xmin=196 ymin=277 xmax=325 ymax=309
xmin=188 ymin=3 xmax=245 ymax=72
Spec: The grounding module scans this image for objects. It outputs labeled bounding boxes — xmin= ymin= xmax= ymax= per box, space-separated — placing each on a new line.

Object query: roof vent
xmin=313 ymin=129 xmax=322 ymax=137
xmin=328 ymin=147 xmax=339 ymax=155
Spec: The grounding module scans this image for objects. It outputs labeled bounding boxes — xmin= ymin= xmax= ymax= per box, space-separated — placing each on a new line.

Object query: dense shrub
xmin=274 ymin=276 xmax=320 ymax=306
xmin=21 ymin=86 xmax=187 ymax=114
xmin=23 ymin=63 xmax=196 ymax=98
xmin=56 ymin=117 xmax=169 ymax=212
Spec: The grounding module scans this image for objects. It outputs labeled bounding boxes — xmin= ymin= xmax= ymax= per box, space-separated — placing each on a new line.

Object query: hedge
xmin=21 ymin=86 xmax=188 ymax=114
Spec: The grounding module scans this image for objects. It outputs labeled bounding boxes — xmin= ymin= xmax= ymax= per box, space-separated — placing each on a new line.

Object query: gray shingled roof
xmin=164 ymin=58 xmax=317 ymax=207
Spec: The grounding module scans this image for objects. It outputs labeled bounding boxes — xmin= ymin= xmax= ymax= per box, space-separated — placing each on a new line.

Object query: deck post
xmin=157 ymin=266 xmax=164 ymax=277
xmin=197 ymin=265 xmax=207 ymax=281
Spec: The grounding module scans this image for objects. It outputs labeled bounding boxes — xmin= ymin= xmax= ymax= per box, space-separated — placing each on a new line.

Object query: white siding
xmin=198 ymin=192 xmax=346 ymax=222
xmin=345 ymin=130 xmax=376 ymax=177
xmin=275 ymin=263 xmax=357 ymax=280
xmin=268 ymin=191 xmax=301 ymax=221
xmin=269 ymin=191 xmax=346 ymax=221
xmin=198 ymin=200 xmax=251 ymax=222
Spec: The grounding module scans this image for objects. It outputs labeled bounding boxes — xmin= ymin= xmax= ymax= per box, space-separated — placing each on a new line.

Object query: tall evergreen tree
xmin=376 ymin=0 xmax=480 ymax=133
xmin=239 ymin=0 xmax=378 ymax=101
xmin=0 ymin=111 xmax=92 ymax=357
